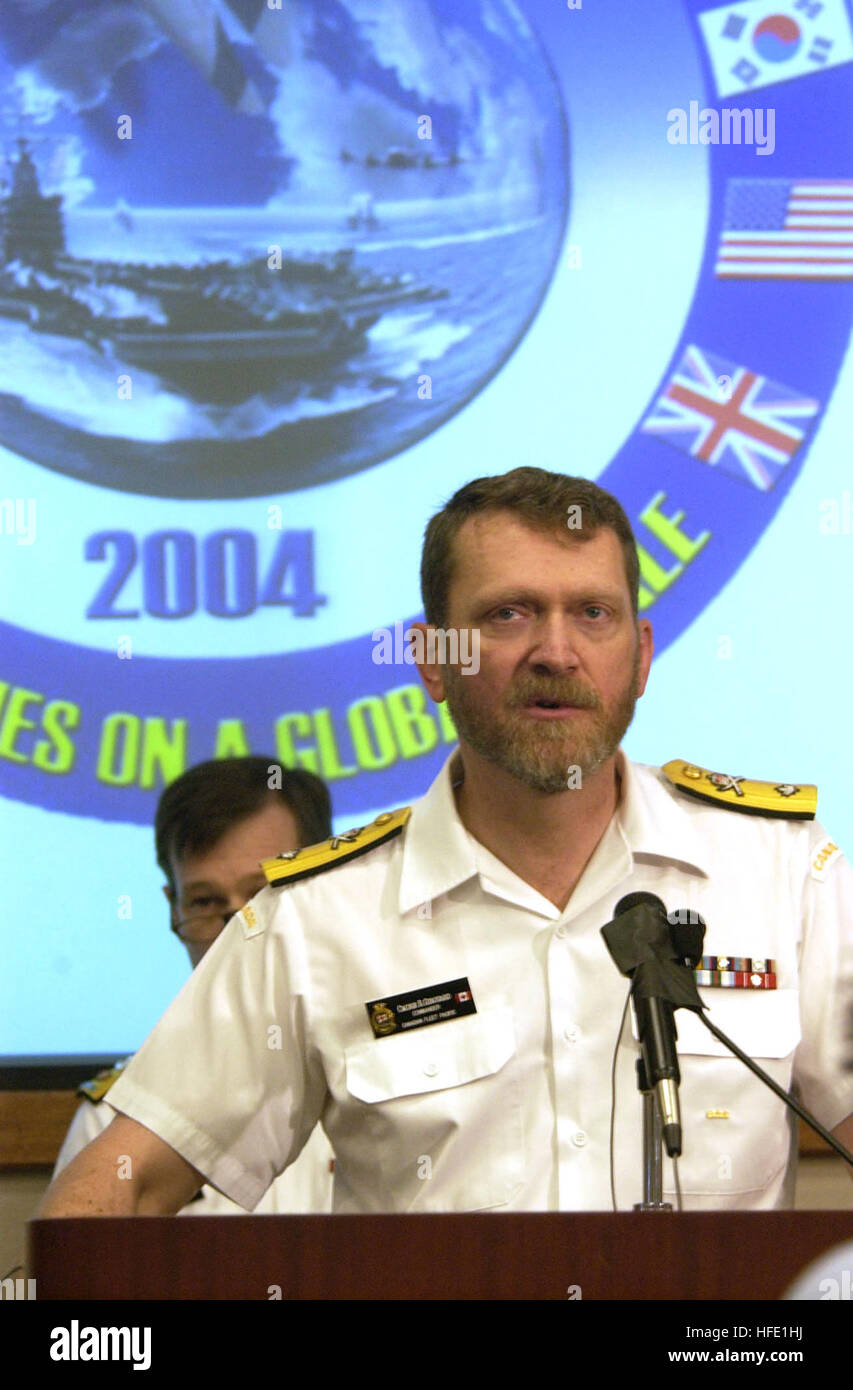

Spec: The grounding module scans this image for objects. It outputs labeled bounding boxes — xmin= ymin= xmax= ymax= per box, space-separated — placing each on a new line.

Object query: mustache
xmin=506 ymin=676 xmax=601 ymax=710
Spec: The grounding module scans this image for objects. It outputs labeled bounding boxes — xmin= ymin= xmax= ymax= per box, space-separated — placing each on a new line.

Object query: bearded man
xmin=39 ymin=468 xmax=853 ymax=1219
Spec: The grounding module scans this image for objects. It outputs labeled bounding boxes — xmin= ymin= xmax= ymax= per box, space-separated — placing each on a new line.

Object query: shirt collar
xmin=616 ymin=753 xmax=712 ymax=878
xmin=399 ymin=748 xmax=711 ymax=918
xmin=399 ymin=751 xmax=480 ymax=915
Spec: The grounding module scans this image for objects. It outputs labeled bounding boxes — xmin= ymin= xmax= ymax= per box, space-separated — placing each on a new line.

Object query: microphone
xmin=603 ymin=898 xmax=853 ymax=1186
xmin=601 ymin=893 xmax=706 ymax=1159
xmin=668 ymin=910 xmax=706 ymax=971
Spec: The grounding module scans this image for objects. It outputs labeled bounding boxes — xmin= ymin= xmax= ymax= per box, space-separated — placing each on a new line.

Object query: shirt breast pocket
xmin=670 ymin=990 xmax=801 ymax=1202
xmin=342 ymin=1005 xmax=525 ymax=1212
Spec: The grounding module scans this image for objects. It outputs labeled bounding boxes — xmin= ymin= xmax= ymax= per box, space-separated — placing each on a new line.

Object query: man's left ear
xmin=410 ymin=620 xmax=447 ymax=703
xmin=636 ymin=619 xmax=654 ymax=697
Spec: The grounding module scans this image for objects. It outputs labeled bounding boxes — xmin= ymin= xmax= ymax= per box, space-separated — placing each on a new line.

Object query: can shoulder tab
xmin=261 ymin=807 xmax=412 ymax=888
xmin=77 ymin=1057 xmax=132 ymax=1104
xmin=662 ymin=760 xmax=817 ymax=819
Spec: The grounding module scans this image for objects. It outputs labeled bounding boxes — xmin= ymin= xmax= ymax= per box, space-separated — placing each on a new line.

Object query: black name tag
xmin=366 ymin=977 xmax=476 ymax=1039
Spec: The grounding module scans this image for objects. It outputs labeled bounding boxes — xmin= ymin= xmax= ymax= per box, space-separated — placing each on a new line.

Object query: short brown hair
xmin=155 ymin=757 xmax=332 ymax=892
xmin=420 ymin=467 xmax=640 ymax=624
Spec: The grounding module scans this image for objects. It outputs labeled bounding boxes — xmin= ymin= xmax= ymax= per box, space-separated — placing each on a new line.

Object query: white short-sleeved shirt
xmin=53 ymin=1083 xmax=334 ymax=1215
xmin=107 ymin=751 xmax=853 ymax=1213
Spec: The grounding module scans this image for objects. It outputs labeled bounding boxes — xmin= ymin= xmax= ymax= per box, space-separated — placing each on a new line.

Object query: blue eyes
xmin=490 ymin=605 xmax=608 ymax=622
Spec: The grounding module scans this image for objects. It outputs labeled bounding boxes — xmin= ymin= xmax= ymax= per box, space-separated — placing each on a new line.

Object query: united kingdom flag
xmin=640 ymin=345 xmax=820 ymax=491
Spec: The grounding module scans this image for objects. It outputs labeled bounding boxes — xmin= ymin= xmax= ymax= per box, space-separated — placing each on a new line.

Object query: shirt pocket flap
xmin=345 ymin=1005 xmax=516 ymax=1103
xmin=676 ymin=989 xmax=801 ymax=1060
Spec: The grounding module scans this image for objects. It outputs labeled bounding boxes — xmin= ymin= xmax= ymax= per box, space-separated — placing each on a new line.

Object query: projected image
xmin=3 ymin=0 xmax=853 ymax=1061
xmin=0 ymin=0 xmax=568 ymax=498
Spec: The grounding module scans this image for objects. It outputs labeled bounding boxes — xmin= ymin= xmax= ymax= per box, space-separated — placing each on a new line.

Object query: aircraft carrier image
xmin=0 ymin=139 xmax=446 ymax=404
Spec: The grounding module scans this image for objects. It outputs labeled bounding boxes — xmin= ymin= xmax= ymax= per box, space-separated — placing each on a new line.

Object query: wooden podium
xmin=28 ymin=1210 xmax=853 ymax=1300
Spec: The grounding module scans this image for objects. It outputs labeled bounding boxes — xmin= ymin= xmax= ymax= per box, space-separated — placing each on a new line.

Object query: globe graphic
xmin=0 ymin=0 xmax=568 ymax=498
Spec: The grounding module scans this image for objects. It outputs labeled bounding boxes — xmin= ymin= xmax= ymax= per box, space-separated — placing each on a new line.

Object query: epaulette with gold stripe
xmin=262 ymin=807 xmax=412 ymax=888
xmin=77 ymin=1057 xmax=130 ymax=1104
xmin=663 ymin=760 xmax=816 ymax=820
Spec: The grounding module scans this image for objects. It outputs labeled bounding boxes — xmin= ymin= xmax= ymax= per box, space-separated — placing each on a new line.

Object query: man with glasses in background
xmin=53 ymin=756 xmax=335 ymax=1214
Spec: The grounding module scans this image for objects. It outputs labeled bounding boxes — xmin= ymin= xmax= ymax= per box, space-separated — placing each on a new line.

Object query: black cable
xmin=671 ymin=1154 xmax=683 ymax=1211
xmin=697 ymin=1011 xmax=853 ymax=1168
xmin=609 ymin=987 xmax=632 ymax=1211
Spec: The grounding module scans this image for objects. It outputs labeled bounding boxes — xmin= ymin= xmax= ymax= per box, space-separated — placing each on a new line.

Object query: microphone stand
xmin=602 ymin=893 xmax=853 ymax=1214
xmin=629 ymin=1007 xmax=853 ymax=1210
xmin=697 ymin=1013 xmax=853 ymax=1166
xmin=635 ymin=1057 xmax=672 ymax=1211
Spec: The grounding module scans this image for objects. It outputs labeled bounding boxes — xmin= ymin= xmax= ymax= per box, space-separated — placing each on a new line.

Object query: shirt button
xmin=563 ymin=1025 xmax=580 ymax=1044
xmin=423 ymin=1061 xmax=439 ymax=1077
xmin=555 ymin=924 xmax=570 ymax=939
xmin=571 ymin=1130 xmax=588 ymax=1148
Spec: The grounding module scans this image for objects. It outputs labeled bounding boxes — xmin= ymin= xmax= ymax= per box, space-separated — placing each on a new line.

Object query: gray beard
xmin=442 ymin=648 xmax=641 ymax=794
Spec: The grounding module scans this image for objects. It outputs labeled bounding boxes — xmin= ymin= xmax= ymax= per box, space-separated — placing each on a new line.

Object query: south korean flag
xmin=697 ymin=0 xmax=853 ymax=97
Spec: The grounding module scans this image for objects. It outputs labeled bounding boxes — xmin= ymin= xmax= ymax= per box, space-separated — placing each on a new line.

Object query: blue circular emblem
xmin=0 ymin=0 xmax=850 ymax=827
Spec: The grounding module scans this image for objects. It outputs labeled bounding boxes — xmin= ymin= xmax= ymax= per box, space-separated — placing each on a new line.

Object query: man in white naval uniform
xmin=39 ymin=468 xmax=853 ymax=1217
xmin=51 ymin=756 xmax=335 ymax=1215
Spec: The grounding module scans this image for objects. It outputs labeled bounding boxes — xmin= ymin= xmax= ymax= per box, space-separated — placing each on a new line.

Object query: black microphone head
xmin=614 ymin=891 xmax=666 ymax=918
xmin=668 ymin=911 xmax=707 ymax=967
xmin=603 ymin=893 xmax=671 ymax=975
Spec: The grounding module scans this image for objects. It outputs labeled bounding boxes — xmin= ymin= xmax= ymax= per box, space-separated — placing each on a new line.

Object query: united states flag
xmin=641 ymin=346 xmax=819 ymax=492
xmin=717 ymin=179 xmax=853 ymax=279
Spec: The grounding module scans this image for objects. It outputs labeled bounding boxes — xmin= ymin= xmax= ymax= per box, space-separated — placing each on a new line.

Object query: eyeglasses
xmin=170 ymin=911 xmax=233 ymax=944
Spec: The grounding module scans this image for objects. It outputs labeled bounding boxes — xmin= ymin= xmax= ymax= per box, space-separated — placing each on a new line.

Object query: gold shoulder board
xmin=663 ymin=760 xmax=817 ymax=820
xmin=261 ymin=806 xmax=412 ymax=888
xmin=77 ymin=1057 xmax=130 ymax=1104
